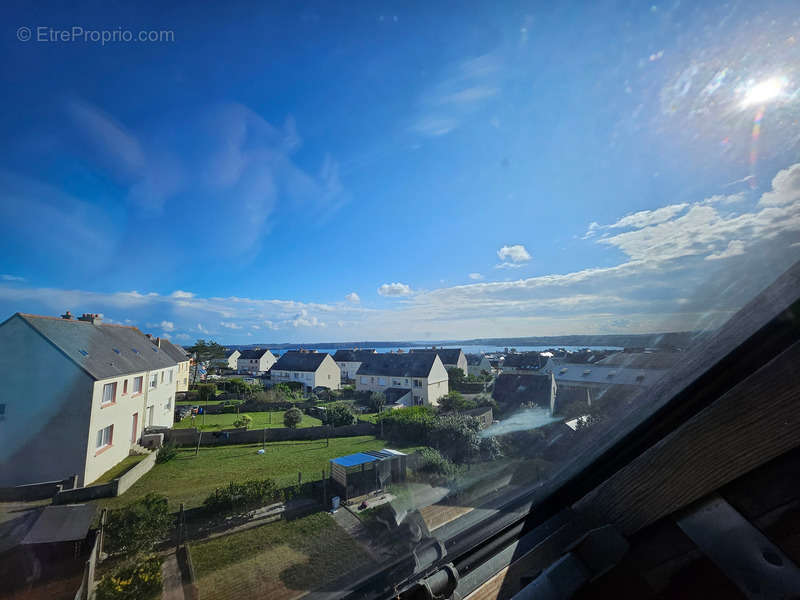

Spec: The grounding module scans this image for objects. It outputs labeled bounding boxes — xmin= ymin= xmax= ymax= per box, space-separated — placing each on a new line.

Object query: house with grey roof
xmin=0 ymin=311 xmax=180 ymax=488
xmin=355 ymin=352 xmax=449 ymax=407
xmin=409 ymin=347 xmax=468 ymax=376
xmin=466 ymin=353 xmax=493 ymax=377
xmin=270 ymin=350 xmax=341 ymax=390
xmin=236 ymin=348 xmax=277 ymax=374
xmin=212 ymin=349 xmax=240 ymax=370
xmin=146 ymin=335 xmax=191 ymax=392
xmin=332 ymin=348 xmax=377 ymax=381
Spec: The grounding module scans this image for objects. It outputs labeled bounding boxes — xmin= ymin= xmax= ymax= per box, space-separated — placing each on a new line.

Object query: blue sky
xmin=1 ymin=1 xmax=799 ymax=344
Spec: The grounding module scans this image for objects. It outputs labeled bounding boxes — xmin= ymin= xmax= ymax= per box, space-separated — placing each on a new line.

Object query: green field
xmin=190 ymin=512 xmax=372 ymax=600
xmin=173 ymin=411 xmax=322 ymax=430
xmin=102 ymin=436 xmax=421 ymax=511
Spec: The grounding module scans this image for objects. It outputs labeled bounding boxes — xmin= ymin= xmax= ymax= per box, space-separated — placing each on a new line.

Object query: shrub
xmin=156 ymin=442 xmax=178 ymax=464
xmin=203 ymin=479 xmax=278 ymax=517
xmin=368 ymin=392 xmax=386 ymax=413
xmin=478 ymin=436 xmax=503 ymax=460
xmin=283 ymin=407 xmax=302 ymax=428
xmin=438 ymin=391 xmax=476 ymax=413
xmin=324 ymin=402 xmax=356 ymax=427
xmin=104 ymin=494 xmax=172 ymax=556
xmin=96 ymin=554 xmax=162 ymax=600
xmin=418 ymin=447 xmax=457 ymax=478
xmin=429 ymin=415 xmax=481 ymax=463
xmin=232 ymin=414 xmax=252 ymax=428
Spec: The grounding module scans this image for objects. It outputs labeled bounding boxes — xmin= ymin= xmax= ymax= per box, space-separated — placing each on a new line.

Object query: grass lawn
xmin=357 ymin=412 xmax=380 ymax=423
xmin=90 ymin=454 xmax=149 ymax=485
xmin=173 ymin=411 xmax=322 ymax=430
xmin=101 ymin=436 xmax=422 ymax=511
xmin=190 ymin=512 xmax=372 ymax=600
xmin=175 ymin=399 xmax=225 ymax=406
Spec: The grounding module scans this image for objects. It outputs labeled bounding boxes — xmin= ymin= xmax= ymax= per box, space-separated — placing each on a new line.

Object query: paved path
xmin=161 ymin=551 xmax=185 ymax=600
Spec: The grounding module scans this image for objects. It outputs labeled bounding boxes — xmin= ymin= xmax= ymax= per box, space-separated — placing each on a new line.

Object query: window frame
xmin=101 ymin=382 xmax=117 ymax=406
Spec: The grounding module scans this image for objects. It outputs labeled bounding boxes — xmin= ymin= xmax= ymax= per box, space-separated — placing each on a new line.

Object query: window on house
xmin=150 ymin=374 xmax=158 ymax=389
xmin=161 ymin=371 xmax=165 ymax=383
xmin=360 ymin=376 xmax=368 ymax=384
xmin=0 ymin=403 xmax=5 ymax=420
xmin=169 ymin=369 xmax=174 ymax=383
xmin=102 ymin=382 xmax=117 ymax=405
xmin=414 ymin=379 xmax=422 ymax=387
xmin=122 ymin=379 xmax=128 ymax=394
xmin=133 ymin=376 xmax=143 ymax=394
xmin=96 ymin=424 xmax=113 ymax=449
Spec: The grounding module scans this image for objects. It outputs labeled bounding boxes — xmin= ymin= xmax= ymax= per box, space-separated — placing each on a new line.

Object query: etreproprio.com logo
xmin=17 ymin=26 xmax=174 ymax=45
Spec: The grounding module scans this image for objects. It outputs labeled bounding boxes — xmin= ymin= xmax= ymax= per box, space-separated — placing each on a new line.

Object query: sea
xmin=277 ymin=344 xmax=622 ymax=356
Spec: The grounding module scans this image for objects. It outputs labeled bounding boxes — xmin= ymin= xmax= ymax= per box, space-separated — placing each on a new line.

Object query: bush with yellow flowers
xmin=96 ymin=554 xmax=162 ymax=600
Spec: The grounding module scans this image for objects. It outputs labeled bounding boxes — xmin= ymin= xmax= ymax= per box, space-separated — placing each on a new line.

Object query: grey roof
xmin=22 ymin=504 xmax=96 ymax=544
xmin=225 ymin=349 xmax=240 ymax=358
xmin=155 ymin=338 xmax=190 ymax=363
xmin=239 ymin=348 xmax=272 ymax=360
xmin=409 ymin=348 xmax=464 ymax=365
xmin=13 ymin=313 xmax=178 ymax=381
xmin=546 ymin=360 xmax=668 ymax=386
xmin=493 ymin=373 xmax=554 ymax=406
xmin=466 ymin=353 xmax=488 ymax=366
xmin=272 ymin=350 xmax=328 ymax=372
xmin=502 ymin=352 xmax=547 ymax=370
xmin=356 ymin=352 xmax=439 ymax=378
xmin=384 ymin=387 xmax=411 ymax=405
xmin=332 ymin=349 xmax=377 ymax=362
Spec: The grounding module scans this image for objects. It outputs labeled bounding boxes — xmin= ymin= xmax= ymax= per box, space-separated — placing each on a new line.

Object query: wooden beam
xmin=573 ymin=340 xmax=800 ymax=535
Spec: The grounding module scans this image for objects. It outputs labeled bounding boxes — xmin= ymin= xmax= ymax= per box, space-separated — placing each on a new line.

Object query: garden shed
xmin=329 ymin=448 xmax=407 ymax=499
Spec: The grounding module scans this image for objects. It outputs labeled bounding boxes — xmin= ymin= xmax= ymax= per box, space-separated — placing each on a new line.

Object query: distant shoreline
xmin=217 ymin=330 xmax=698 ymax=352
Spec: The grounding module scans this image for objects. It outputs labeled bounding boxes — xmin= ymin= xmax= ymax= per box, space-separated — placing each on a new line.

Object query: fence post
xmin=97 ymin=509 xmax=107 ymax=559
xmin=298 ymin=471 xmax=302 ymax=487
xmin=177 ymin=503 xmax=185 ymax=547
xmin=322 ymin=470 xmax=326 ymax=507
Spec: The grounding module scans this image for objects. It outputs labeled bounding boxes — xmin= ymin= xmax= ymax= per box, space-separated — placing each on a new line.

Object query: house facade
xmin=410 ymin=348 xmax=468 ymax=377
xmin=237 ymin=348 xmax=277 ymax=374
xmin=0 ymin=312 xmax=178 ymax=488
xmin=270 ymin=350 xmax=341 ymax=390
xmin=332 ymin=348 xmax=377 ymax=380
xmin=355 ymin=352 xmax=449 ymax=407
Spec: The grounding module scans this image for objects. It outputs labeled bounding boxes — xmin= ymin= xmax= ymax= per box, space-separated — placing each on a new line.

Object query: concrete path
xmin=161 ymin=551 xmax=185 ymax=600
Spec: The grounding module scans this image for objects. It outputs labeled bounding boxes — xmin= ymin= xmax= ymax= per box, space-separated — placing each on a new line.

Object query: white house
xmin=236 ymin=348 xmax=277 ymax=374
xmin=213 ymin=349 xmax=240 ymax=370
xmin=466 ymin=354 xmax=493 ymax=377
xmin=147 ymin=335 xmax=191 ymax=392
xmin=409 ymin=348 xmax=468 ymax=377
xmin=355 ymin=352 xmax=449 ymax=407
xmin=270 ymin=350 xmax=341 ymax=390
xmin=0 ymin=311 xmax=179 ymax=488
xmin=332 ymin=348 xmax=377 ymax=381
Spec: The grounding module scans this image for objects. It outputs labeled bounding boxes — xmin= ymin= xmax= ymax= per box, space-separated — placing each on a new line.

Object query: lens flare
xmin=741 ymin=76 xmax=787 ymax=108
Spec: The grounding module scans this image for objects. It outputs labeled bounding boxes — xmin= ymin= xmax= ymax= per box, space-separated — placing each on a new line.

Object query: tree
xmin=368 ymin=392 xmax=386 ymax=413
xmin=186 ymin=339 xmax=227 ymax=385
xmin=438 ymin=390 xmax=476 ymax=413
xmin=197 ymin=383 xmax=216 ymax=404
xmin=324 ymin=402 xmax=356 ymax=427
xmin=283 ymin=407 xmax=302 ymax=428
xmin=446 ymin=367 xmax=466 ymax=384
xmin=104 ymin=493 xmax=172 ymax=556
xmin=233 ymin=414 xmax=252 ymax=428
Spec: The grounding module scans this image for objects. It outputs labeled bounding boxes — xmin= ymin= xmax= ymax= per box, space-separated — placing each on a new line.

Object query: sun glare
xmin=741 ymin=76 xmax=787 ymax=108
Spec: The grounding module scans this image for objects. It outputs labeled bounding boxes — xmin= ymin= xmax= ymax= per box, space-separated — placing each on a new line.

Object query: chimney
xmin=157 ymin=337 xmax=162 ymax=347
xmin=145 ymin=333 xmax=153 ymax=339
xmin=60 ymin=311 xmax=73 ymax=320
xmin=78 ymin=313 xmax=102 ymax=325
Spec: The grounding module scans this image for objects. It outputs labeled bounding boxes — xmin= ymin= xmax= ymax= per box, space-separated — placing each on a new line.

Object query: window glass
xmin=2 ymin=3 xmax=798 ymax=599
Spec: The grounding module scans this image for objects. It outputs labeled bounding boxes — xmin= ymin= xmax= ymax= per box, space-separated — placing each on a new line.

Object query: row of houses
xmin=0 ymin=311 xmax=191 ymax=488
xmin=212 ymin=348 xmax=277 ymax=374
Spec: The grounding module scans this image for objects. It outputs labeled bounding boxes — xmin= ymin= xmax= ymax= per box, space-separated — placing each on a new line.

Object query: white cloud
xmin=174 ymin=333 xmax=191 ymax=341
xmin=582 ymin=222 xmax=601 ymax=239
xmin=378 ymin=282 xmax=413 ymax=297
xmin=706 ymin=240 xmax=746 ymax=260
xmin=170 ymin=290 xmax=195 ymax=299
xmin=160 ymin=332 xmax=172 ymax=340
xmin=494 ymin=262 xmax=525 ymax=270
xmin=220 ymin=321 xmax=242 ymax=330
xmin=468 ymin=273 xmax=484 ymax=280
xmin=497 ymin=244 xmax=531 ymax=263
xmin=196 ymin=323 xmax=209 ymax=333
xmin=0 ymin=274 xmax=25 ymax=282
xmin=345 ymin=292 xmax=360 ymax=304
xmin=608 ymin=204 xmax=689 ymax=229
xmin=160 ymin=320 xmax=175 ymax=331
